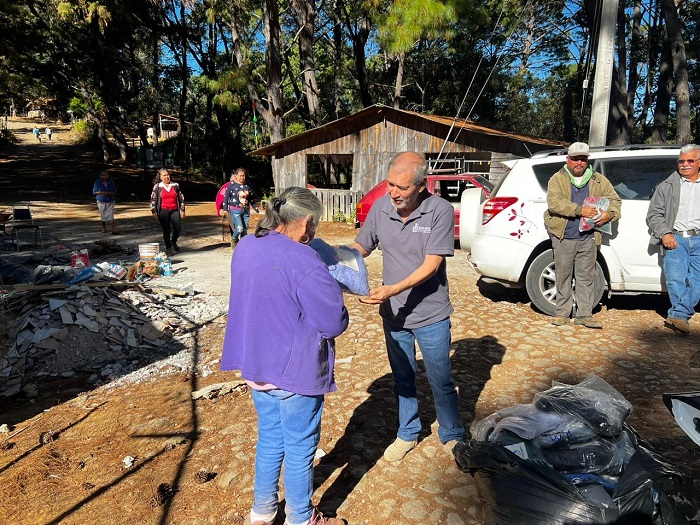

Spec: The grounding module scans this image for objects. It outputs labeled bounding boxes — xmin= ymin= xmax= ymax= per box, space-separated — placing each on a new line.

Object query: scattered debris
xmin=191 ymin=381 xmax=247 ymax=400
xmin=39 ymin=429 xmax=56 ymax=445
xmin=195 ymin=468 xmax=217 ymax=483
xmin=122 ymin=455 xmax=137 ymax=469
xmin=150 ymin=482 xmax=176 ymax=507
xmin=0 ymin=282 xmax=228 ymax=397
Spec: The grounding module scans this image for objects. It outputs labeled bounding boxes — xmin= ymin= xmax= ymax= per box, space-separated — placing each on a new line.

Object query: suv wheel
xmin=525 ymin=250 xmax=606 ymax=316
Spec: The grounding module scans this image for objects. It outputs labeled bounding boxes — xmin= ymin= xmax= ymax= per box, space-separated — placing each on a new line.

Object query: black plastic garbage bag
xmin=456 ymin=439 xmax=614 ymax=524
xmin=455 ymin=437 xmax=700 ymax=525
xmin=534 ymin=375 xmax=632 ymax=438
xmin=614 ymin=446 xmax=700 ymax=525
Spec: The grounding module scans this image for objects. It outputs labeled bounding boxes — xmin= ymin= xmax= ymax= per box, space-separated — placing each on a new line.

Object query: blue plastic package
xmin=309 ymin=238 xmax=370 ymax=295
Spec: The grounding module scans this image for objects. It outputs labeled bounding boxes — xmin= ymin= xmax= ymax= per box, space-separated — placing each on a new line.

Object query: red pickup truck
xmin=355 ymin=174 xmax=493 ymax=239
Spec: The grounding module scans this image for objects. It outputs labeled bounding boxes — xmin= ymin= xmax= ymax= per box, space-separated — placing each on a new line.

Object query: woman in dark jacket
xmin=150 ymin=168 xmax=185 ymax=256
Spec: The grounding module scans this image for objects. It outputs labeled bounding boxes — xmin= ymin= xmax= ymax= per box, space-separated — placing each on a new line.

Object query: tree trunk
xmin=607 ymin=2 xmax=629 ymax=145
xmin=178 ymin=0 xmax=188 ymax=176
xmin=151 ymin=33 xmax=160 ymax=147
xmin=92 ymin=115 xmax=111 ymax=164
xmin=263 ymin=0 xmax=285 ymax=144
xmin=332 ymin=0 xmax=344 ymax=119
xmin=626 ymin=0 xmax=642 ymax=132
xmin=640 ymin=0 xmax=663 ymax=140
xmin=346 ymin=15 xmax=372 ymax=108
xmin=294 ymin=0 xmax=321 ymax=127
xmin=107 ymin=116 xmax=128 ymax=160
xmin=393 ymin=53 xmax=405 ymax=109
xmin=652 ymin=38 xmax=673 ymax=143
xmin=662 ymin=0 xmax=691 ymax=144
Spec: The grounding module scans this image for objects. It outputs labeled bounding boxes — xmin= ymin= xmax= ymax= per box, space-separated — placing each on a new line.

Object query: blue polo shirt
xmin=355 ymin=191 xmax=454 ymax=329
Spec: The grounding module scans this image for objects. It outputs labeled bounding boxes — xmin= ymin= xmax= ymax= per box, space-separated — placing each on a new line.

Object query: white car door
xmin=594 ymin=156 xmax=678 ymax=291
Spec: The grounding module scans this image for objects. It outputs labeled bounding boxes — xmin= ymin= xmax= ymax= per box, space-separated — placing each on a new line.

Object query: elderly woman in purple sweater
xmin=221 ymin=187 xmax=349 ymax=525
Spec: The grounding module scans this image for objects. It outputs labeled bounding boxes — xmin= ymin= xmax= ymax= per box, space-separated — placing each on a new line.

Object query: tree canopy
xmin=1 ymin=0 xmax=698 ymax=179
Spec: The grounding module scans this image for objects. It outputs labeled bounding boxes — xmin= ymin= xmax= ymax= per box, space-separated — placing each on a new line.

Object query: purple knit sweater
xmin=221 ymin=231 xmax=349 ymax=395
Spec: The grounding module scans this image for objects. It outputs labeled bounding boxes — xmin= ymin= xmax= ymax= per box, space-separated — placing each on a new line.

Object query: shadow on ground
xmin=312 ymin=335 xmax=506 ymax=516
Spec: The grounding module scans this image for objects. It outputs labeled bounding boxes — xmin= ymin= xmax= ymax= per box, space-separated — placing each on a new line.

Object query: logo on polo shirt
xmin=412 ymin=224 xmax=431 ymax=234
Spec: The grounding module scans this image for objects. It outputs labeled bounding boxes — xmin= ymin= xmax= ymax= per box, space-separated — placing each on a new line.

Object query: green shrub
xmin=71 ymin=120 xmax=94 ymax=144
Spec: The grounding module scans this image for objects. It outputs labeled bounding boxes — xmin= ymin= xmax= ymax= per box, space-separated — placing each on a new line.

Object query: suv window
xmin=531 ymin=156 xmax=678 ymax=201
xmin=593 ymin=157 xmax=677 ymax=200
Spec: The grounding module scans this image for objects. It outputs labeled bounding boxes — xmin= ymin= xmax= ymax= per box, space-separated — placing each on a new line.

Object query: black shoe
xmin=172 ymin=241 xmax=180 ymax=252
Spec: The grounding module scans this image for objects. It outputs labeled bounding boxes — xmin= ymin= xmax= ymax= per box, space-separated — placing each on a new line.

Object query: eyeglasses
xmin=568 ymin=156 xmax=588 ymax=163
xmin=677 ymin=159 xmax=699 ymax=164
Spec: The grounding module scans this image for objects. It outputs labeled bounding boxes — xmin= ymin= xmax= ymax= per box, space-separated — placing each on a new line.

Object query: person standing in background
xmin=45 ymin=127 xmax=52 ymax=141
xmin=646 ymin=144 xmax=700 ymax=335
xmin=92 ymin=170 xmax=120 ymax=234
xmin=223 ymin=167 xmax=259 ymax=248
xmin=544 ymin=142 xmax=621 ymax=328
xmin=150 ymin=168 xmax=185 ymax=256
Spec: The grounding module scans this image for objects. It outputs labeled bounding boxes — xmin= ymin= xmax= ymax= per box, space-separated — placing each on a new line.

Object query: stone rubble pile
xmin=0 ymin=283 xmax=229 ymax=398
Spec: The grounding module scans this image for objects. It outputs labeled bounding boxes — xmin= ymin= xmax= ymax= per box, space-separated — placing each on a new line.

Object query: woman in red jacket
xmin=150 ymin=169 xmax=186 ymax=256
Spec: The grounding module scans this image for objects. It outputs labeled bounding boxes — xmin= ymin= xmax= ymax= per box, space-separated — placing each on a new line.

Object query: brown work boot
xmin=383 ymin=437 xmax=417 ymax=462
xmin=574 ymin=316 xmax=603 ymax=329
xmin=665 ymin=317 xmax=690 ymax=335
xmin=551 ymin=316 xmax=568 ymax=326
xmin=443 ymin=439 xmax=459 ymax=456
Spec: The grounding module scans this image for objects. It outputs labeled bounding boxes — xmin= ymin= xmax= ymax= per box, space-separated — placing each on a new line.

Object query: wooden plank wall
xmin=309 ymin=188 xmax=363 ymax=223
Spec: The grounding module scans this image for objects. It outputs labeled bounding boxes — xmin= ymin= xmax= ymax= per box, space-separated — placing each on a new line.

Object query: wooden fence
xmin=309 ymin=189 xmax=364 ymax=223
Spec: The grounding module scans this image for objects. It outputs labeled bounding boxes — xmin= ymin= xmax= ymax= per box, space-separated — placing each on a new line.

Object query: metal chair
xmin=10 ymin=204 xmax=42 ymax=251
xmin=0 ymin=210 xmax=10 ymax=234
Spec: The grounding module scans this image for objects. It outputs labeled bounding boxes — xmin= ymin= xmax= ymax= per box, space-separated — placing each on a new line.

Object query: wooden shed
xmin=251 ymin=104 xmax=564 ymax=220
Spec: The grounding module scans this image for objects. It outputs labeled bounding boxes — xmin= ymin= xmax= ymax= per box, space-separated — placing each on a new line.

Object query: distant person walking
xmin=150 ymin=168 xmax=185 ymax=256
xmin=33 ymin=126 xmax=41 ymax=142
xmin=92 ymin=170 xmax=120 ymax=234
xmin=45 ymin=127 xmax=52 ymax=141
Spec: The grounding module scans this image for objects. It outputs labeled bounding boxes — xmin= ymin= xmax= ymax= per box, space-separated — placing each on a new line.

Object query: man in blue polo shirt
xmin=351 ymin=151 xmax=465 ymax=462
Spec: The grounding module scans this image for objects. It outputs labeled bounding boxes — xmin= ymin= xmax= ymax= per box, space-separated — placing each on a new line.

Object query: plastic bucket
xmin=138 ymin=243 xmax=160 ymax=262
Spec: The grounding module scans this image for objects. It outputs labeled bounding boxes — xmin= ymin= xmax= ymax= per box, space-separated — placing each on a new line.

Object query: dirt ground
xmin=1 ymin=118 xmax=700 ymax=525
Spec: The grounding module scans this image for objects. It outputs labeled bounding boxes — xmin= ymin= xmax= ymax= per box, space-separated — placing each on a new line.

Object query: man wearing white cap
xmin=544 ymin=142 xmax=621 ymax=328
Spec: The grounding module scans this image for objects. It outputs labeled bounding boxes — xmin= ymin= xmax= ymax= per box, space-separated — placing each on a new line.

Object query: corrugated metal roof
xmin=251 ymin=104 xmax=566 ymax=157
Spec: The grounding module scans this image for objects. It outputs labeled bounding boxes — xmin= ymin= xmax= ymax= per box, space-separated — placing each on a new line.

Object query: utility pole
xmin=588 ymin=0 xmax=619 ymax=147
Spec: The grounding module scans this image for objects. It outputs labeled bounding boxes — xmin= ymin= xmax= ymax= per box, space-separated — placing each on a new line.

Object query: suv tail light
xmin=482 ymin=197 xmax=518 ymax=224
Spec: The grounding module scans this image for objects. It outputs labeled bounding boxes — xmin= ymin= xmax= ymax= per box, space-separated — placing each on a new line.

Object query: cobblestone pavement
xmin=2 ymin=202 xmax=700 ymax=524
xmin=307 ymin=245 xmax=700 ymax=524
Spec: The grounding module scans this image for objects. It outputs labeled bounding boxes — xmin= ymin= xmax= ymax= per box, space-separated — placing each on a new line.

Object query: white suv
xmin=459 ymin=146 xmax=680 ymax=316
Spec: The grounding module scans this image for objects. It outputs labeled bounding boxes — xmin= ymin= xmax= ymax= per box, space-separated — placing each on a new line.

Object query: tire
xmin=525 ymin=249 xmax=606 ymax=317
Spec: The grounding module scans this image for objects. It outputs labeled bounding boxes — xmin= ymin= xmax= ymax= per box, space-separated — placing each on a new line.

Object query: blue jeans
xmin=252 ymin=389 xmax=324 ymax=525
xmin=229 ymin=210 xmax=250 ymax=242
xmin=663 ymin=234 xmax=700 ymax=320
xmin=383 ymin=318 xmax=465 ymax=444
